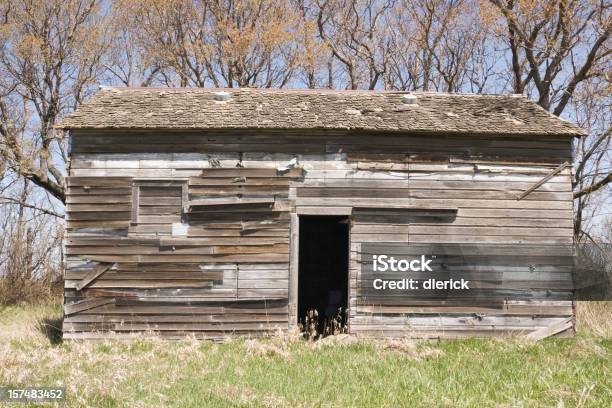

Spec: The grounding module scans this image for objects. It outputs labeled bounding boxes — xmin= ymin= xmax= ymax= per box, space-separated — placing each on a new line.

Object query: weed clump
xmin=299 ymin=308 xmax=348 ymax=341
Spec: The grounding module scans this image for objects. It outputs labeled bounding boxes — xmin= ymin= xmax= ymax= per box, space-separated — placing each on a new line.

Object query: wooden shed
xmin=57 ymin=88 xmax=586 ymax=340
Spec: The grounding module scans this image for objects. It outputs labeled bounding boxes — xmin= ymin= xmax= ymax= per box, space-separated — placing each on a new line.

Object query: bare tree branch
xmin=574 ymin=173 xmax=612 ymax=200
xmin=0 ymin=195 xmax=64 ymax=218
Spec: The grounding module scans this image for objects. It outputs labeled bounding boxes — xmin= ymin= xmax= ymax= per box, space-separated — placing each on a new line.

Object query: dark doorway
xmin=298 ymin=216 xmax=349 ymax=336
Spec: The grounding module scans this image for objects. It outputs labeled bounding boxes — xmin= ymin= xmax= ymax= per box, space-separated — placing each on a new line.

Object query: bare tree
xmin=104 ymin=2 xmax=164 ymax=87
xmin=0 ymin=0 xmax=111 ymax=204
xmin=487 ymin=0 xmax=611 ymax=241
xmin=295 ymin=0 xmax=333 ymax=88
xmin=314 ymin=0 xmax=396 ymax=90
xmin=386 ymin=0 xmax=492 ymax=92
xmin=0 ymin=176 xmax=63 ymax=304
xmin=571 ymin=80 xmax=611 ymax=240
xmin=118 ymin=0 xmax=301 ymax=88
xmin=487 ymin=0 xmax=611 ymax=114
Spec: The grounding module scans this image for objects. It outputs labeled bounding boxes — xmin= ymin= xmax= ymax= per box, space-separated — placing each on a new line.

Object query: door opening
xmin=298 ymin=215 xmax=349 ymax=337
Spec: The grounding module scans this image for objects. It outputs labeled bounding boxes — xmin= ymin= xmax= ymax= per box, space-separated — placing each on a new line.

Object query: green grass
xmin=0 ymin=302 xmax=610 ymax=407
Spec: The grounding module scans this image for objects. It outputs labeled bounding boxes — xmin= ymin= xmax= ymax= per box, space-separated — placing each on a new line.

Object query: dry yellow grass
xmin=576 ymin=301 xmax=612 ymax=338
xmin=0 ymin=301 xmax=610 ymax=407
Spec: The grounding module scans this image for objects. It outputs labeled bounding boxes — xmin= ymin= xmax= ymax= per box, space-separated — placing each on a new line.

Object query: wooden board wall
xmin=64 ymin=131 xmax=574 ymax=339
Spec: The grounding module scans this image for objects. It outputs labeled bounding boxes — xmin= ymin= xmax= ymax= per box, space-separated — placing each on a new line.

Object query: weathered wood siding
xmin=64 ymin=131 xmax=574 ymax=339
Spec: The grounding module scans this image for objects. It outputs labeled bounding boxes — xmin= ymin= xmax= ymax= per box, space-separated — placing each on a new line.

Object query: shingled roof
xmin=57 ymin=87 xmax=586 ymax=136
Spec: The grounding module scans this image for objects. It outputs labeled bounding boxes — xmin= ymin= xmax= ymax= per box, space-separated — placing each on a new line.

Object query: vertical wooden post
xmin=289 ymin=213 xmax=299 ymax=329
xmin=131 ymin=184 xmax=140 ymax=225
xmin=181 ymin=182 xmax=189 ymax=222
xmin=346 ymin=216 xmax=353 ymax=334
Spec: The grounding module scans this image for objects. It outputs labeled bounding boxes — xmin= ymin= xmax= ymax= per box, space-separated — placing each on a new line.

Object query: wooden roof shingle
xmin=57 ymin=87 xmax=586 ymax=136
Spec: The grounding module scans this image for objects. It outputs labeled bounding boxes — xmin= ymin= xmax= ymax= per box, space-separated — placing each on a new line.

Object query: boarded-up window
xmin=131 ymin=180 xmax=187 ymax=226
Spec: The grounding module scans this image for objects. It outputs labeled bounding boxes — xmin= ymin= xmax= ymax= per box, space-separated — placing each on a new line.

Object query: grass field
xmin=0 ymin=302 xmax=610 ymax=407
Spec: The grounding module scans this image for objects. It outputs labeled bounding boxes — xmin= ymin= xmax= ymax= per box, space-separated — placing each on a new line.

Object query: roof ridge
xmin=96 ymin=86 xmax=526 ymax=98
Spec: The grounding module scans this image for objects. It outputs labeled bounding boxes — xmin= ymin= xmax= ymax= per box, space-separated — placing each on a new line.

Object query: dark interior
xmin=298 ymin=216 xmax=349 ymax=331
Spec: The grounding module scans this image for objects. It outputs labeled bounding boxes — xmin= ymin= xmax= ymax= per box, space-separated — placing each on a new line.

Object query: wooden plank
xmin=189 ymin=197 xmax=276 ymax=207
xmin=355 ymin=303 xmax=573 ymax=315
xmin=200 ymin=167 xmax=303 ymax=178
xmin=516 ymin=162 xmax=570 ymax=200
xmin=67 ymin=271 xmax=225 ymax=281
xmin=289 ymin=213 xmax=299 ymax=328
xmin=159 ymin=237 xmax=288 ymax=246
xmin=131 ymin=185 xmax=139 ymax=224
xmin=86 ymin=280 xmax=214 ymax=289
xmin=350 ymin=224 xmax=572 ymax=237
xmin=296 ymin=206 xmax=352 ymax=215
xmin=137 ymin=215 xmax=181 ymax=224
xmin=75 ymin=262 xmax=114 ymax=291
xmin=190 ymin=186 xmax=288 ymax=196
xmin=67 ymin=204 xmax=132 ymax=212
xmin=67 ymin=195 xmax=132 ymax=204
xmin=88 ymin=302 xmax=288 ymax=315
xmin=67 ymin=220 xmax=133 ymax=228
xmin=62 ymin=322 xmax=286 ymax=332
xmin=296 ymin=187 xmax=571 ymax=201
xmin=458 ymin=209 xmax=572 ymax=219
xmin=67 ymin=211 xmax=132 ymax=221
xmin=181 ymin=183 xmax=189 ymax=215
xmin=523 ymin=317 xmax=574 ymax=340
xmin=67 ymin=176 xmax=132 ymax=187
xmin=353 ymin=207 xmax=457 ymax=216
xmin=64 ymin=298 xmax=115 ymax=315
xmin=66 ymin=243 xmax=289 ymax=256
xmin=189 ymin=177 xmax=291 ymax=186
xmin=297 ymin=197 xmax=571 ymax=210
xmin=77 ymin=253 xmax=289 ymax=263
xmin=300 ymin=179 xmax=569 ymax=191
xmin=65 ymin=314 xmax=288 ymax=324
xmin=66 ymin=236 xmax=160 ymax=245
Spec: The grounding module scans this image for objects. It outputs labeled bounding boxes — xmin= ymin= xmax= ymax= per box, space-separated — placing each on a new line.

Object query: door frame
xmin=289 ymin=208 xmax=352 ymax=330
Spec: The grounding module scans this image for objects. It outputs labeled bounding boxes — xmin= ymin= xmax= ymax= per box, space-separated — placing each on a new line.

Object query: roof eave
xmin=56 ymin=124 xmax=586 ymax=138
